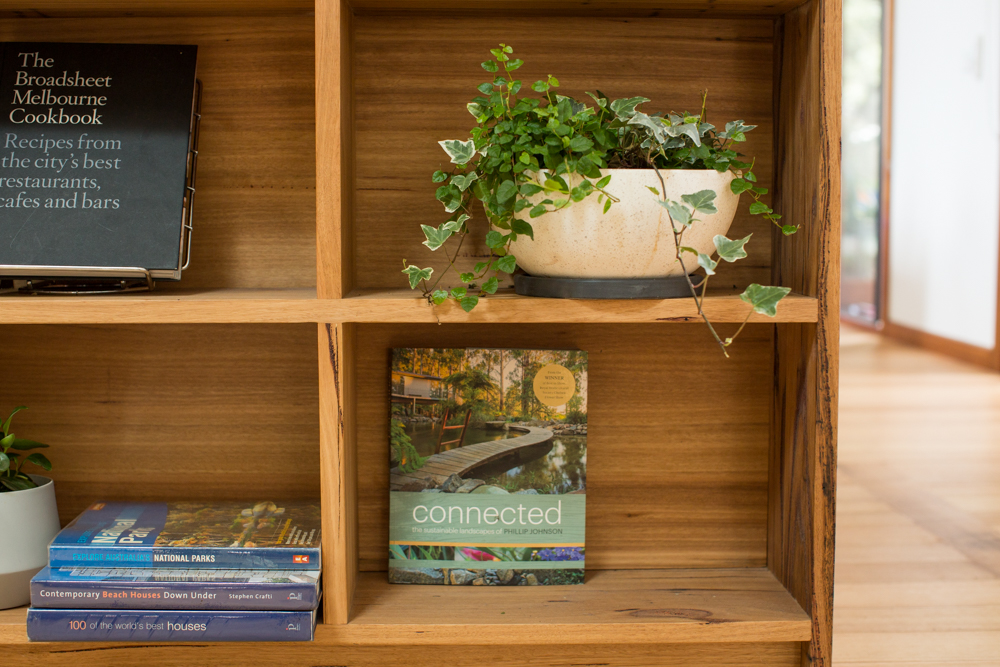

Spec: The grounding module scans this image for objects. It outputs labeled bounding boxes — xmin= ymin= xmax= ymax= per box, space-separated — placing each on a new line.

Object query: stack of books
xmin=26 ymin=501 xmax=322 ymax=642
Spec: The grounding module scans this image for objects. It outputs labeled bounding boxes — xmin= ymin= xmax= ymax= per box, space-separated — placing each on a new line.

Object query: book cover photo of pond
xmin=388 ymin=347 xmax=587 ymax=586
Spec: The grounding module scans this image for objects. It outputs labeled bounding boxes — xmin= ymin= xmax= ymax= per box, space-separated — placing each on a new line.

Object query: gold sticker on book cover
xmin=532 ymin=364 xmax=576 ymax=406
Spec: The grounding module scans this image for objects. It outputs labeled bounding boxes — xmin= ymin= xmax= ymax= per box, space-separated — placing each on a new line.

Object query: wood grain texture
xmin=351 ymin=15 xmax=774 ymax=291
xmin=0 ymin=324 xmax=319 ymax=526
xmin=316 ymin=0 xmax=354 ymax=298
xmin=0 ymin=16 xmax=316 ymax=291
xmin=319 ymin=323 xmax=358 ymax=624
xmin=770 ymin=1 xmax=841 ymax=665
xmin=348 ymin=0 xmax=809 ymax=15
xmin=0 ymin=289 xmax=819 ymax=323
xmin=355 ymin=323 xmax=773 ymax=572
xmin=882 ymin=321 xmax=997 ymax=371
xmin=0 ymin=0 xmax=313 ymax=17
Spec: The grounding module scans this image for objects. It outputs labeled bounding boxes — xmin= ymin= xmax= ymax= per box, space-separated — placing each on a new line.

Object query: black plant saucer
xmin=513 ymin=273 xmax=704 ymax=300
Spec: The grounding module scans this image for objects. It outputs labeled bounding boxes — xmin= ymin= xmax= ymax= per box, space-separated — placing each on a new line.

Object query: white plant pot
xmin=509 ymin=169 xmax=739 ymax=279
xmin=0 ymin=475 xmax=60 ymax=609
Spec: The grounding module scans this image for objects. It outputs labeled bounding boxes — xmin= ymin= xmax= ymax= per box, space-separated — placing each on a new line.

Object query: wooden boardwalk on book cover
xmin=389 ymin=426 xmax=554 ymax=491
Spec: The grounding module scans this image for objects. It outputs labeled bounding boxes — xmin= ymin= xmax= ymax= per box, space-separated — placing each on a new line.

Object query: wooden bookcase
xmin=0 ymin=0 xmax=839 ymax=665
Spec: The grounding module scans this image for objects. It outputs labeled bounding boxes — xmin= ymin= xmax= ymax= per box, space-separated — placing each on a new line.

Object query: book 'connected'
xmin=49 ymin=501 xmax=321 ymax=570
xmin=388 ymin=348 xmax=587 ymax=586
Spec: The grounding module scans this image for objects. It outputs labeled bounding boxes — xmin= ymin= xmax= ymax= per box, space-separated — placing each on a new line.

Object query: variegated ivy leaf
xmin=659 ymin=199 xmax=692 ymax=226
xmin=467 ymin=102 xmax=484 ymax=118
xmin=740 ymin=283 xmax=792 ymax=317
xmin=698 ymin=253 xmax=718 ymax=275
xmin=421 ymin=224 xmax=452 ymax=251
xmin=451 ymin=173 xmax=479 ymax=192
xmin=681 ymin=190 xmax=718 ymax=214
xmin=713 ymin=234 xmax=752 ymax=262
xmin=402 ymin=265 xmax=433 ymax=290
xmin=664 ymin=122 xmax=702 ymax=147
xmin=442 ymin=214 xmax=470 ymax=234
xmin=609 ymin=96 xmax=650 ymax=119
xmin=439 ymin=139 xmax=477 ymax=165
xmin=627 ymin=112 xmax=666 ymax=143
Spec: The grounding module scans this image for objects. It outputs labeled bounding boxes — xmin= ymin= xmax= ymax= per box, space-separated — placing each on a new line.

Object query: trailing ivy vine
xmin=403 ymin=45 xmax=796 ymax=355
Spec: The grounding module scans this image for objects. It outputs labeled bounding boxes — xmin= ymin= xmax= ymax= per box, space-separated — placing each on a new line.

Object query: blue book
xmin=31 ymin=566 xmax=320 ymax=611
xmin=50 ymin=501 xmax=321 ymax=570
xmin=26 ymin=608 xmax=315 ymax=642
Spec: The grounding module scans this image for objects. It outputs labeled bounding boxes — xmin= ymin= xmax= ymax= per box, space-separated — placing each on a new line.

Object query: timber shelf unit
xmin=0 ymin=0 xmax=839 ymax=665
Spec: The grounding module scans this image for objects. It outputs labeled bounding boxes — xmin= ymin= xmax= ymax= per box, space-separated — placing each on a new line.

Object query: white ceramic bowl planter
xmin=510 ymin=169 xmax=739 ymax=279
xmin=0 ymin=475 xmax=60 ymax=609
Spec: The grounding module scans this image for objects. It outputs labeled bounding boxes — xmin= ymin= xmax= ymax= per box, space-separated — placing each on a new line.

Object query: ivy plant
xmin=0 ymin=406 xmax=52 ymax=492
xmin=403 ymin=45 xmax=796 ymax=355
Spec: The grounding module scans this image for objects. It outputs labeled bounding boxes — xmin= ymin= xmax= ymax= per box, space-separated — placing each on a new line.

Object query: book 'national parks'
xmin=389 ymin=348 xmax=587 ymax=586
xmin=49 ymin=501 xmax=321 ymax=570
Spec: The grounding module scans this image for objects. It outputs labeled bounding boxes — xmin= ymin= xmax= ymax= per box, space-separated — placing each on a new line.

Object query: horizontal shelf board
xmin=340 ymin=568 xmax=811 ymax=644
xmin=0 ymin=288 xmax=819 ymax=324
xmin=0 ymin=569 xmax=810 ymax=647
xmin=1 ymin=0 xmax=314 ymax=17
xmin=347 ymin=0 xmax=808 ymax=15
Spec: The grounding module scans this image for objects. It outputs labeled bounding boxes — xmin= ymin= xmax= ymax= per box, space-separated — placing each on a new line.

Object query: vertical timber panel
xmin=319 ymin=322 xmax=358 ymax=624
xmin=771 ymin=0 xmax=841 ymax=665
xmin=316 ymin=0 xmax=353 ymax=298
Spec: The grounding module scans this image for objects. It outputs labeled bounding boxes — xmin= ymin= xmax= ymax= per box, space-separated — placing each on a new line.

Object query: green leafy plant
xmin=403 ymin=45 xmax=798 ymax=355
xmin=390 ymin=418 xmax=426 ymax=474
xmin=0 ymin=407 xmax=52 ymax=491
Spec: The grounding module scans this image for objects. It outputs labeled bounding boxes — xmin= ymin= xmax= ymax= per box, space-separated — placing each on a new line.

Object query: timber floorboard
xmin=833 ymin=326 xmax=1000 ymax=665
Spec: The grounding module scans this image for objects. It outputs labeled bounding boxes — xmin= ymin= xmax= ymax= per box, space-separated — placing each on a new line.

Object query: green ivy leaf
xmin=481 ymin=60 xmax=499 ymax=72
xmin=451 ymin=287 xmax=467 ymax=298
xmin=482 ymin=276 xmax=500 ymax=294
xmin=431 ymin=289 xmax=448 ymax=305
xmin=459 ymin=272 xmax=475 ymax=283
xmin=740 ymin=283 xmax=792 ymax=317
xmin=439 ymin=139 xmax=477 ymax=165
xmin=8 ymin=439 xmax=48 ymax=451
xmin=507 ymin=58 xmax=523 ymax=71
xmin=532 ymin=80 xmax=549 ymax=93
xmin=603 ymin=198 xmax=612 ymax=214
xmin=745 ymin=171 xmax=757 ymax=182
xmin=485 ymin=230 xmax=505 ymax=249
xmin=568 ymin=135 xmax=594 ymax=153
xmin=496 ymin=179 xmax=518 ymax=204
xmin=421 ymin=224 xmax=453 ymax=251
xmin=402 ymin=265 xmax=433 ymax=289
xmin=510 ymin=218 xmax=534 ymax=239
xmin=460 ymin=295 xmax=480 ymax=312
xmin=714 ymin=234 xmax=752 ymax=262
xmin=519 ymin=183 xmax=544 ymax=196
xmin=681 ymin=189 xmax=718 ymax=214
xmin=698 ymin=253 xmax=718 ymax=275
xmin=730 ymin=178 xmax=751 ymax=195
xmin=646 ymin=186 xmax=660 ymax=195
xmin=432 ymin=170 xmax=449 ymax=183
xmin=596 ymin=175 xmax=612 ymax=189
xmin=781 ymin=225 xmax=799 ymax=236
xmin=496 ymin=254 xmax=517 ymax=274
xmin=474 ymin=262 xmax=489 ymax=273
xmin=529 ymin=204 xmax=547 ymax=218
xmin=25 ymin=452 xmax=51 ymax=471
xmin=749 ymin=201 xmax=772 ymax=215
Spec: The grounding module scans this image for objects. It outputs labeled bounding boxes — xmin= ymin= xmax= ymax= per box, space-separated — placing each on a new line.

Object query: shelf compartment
xmin=0 ymin=289 xmax=818 ymax=324
xmin=343 ymin=568 xmax=810 ymax=645
xmin=0 ymin=569 xmax=810 ymax=648
xmin=0 ymin=323 xmax=320 ymax=525
xmin=1 ymin=15 xmax=316 ymax=292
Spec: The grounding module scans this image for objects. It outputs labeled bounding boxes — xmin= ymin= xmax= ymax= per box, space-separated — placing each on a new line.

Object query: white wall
xmin=888 ymin=0 xmax=1000 ymax=348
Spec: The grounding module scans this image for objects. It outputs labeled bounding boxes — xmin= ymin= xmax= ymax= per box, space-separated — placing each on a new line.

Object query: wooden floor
xmin=834 ymin=327 xmax=1000 ymax=666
